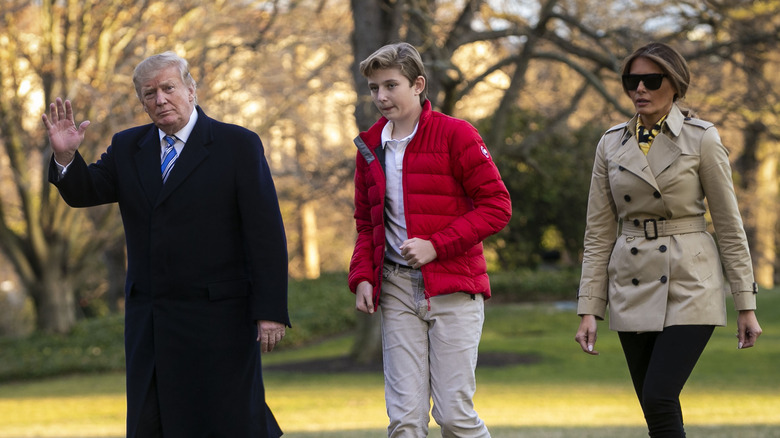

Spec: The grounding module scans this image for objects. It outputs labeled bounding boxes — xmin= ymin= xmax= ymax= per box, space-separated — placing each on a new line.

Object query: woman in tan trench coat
xmin=574 ymin=42 xmax=762 ymax=437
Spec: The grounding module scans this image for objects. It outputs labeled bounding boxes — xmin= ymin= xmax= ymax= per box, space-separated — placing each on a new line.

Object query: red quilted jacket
xmin=348 ymin=101 xmax=512 ymax=307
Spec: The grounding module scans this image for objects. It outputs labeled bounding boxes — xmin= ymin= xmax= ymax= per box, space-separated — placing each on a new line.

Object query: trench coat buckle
xmin=644 ymin=219 xmax=658 ymax=240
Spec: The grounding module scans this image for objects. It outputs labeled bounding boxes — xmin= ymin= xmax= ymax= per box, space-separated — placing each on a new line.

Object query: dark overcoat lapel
xmin=134 ymin=127 xmax=164 ymax=205
xmin=156 ymin=117 xmax=210 ymax=206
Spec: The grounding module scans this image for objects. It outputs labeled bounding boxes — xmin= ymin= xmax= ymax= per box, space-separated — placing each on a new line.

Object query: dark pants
xmin=619 ymin=325 xmax=715 ymax=438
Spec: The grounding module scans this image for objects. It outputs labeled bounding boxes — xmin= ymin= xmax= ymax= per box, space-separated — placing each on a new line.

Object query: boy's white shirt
xmin=382 ymin=120 xmax=419 ymax=266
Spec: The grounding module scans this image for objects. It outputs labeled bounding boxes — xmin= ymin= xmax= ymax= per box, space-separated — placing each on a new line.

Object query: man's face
xmin=140 ymin=65 xmax=196 ymax=134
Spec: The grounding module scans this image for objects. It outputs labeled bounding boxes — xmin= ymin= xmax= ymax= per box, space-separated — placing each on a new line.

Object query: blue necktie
xmin=161 ymin=135 xmax=178 ymax=182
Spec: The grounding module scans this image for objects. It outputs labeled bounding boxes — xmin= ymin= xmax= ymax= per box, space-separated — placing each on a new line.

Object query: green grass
xmin=260 ymin=290 xmax=780 ymax=436
xmin=0 ymin=277 xmax=778 ymax=437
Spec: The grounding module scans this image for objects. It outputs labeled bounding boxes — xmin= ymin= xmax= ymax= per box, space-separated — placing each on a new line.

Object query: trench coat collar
xmin=613 ymin=122 xmax=659 ymax=192
xmin=614 ymin=104 xmax=685 ymax=189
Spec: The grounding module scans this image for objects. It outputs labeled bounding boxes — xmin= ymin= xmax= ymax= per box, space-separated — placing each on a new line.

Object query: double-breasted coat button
xmin=633 ymin=219 xmax=640 ymax=226
xmin=624 ymin=194 xmax=631 ymax=202
xmin=659 ymin=245 xmax=667 ymax=252
xmin=632 ymin=278 xmax=639 ymax=285
xmin=653 ymin=191 xmax=661 ymax=198
xmin=660 ymin=275 xmax=668 ymax=284
xmin=619 ymin=165 xmax=626 ymax=171
xmin=630 ymin=247 xmax=638 ymax=255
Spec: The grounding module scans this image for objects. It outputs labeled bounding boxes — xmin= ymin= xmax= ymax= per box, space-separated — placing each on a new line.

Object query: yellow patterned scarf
xmin=636 ymin=114 xmax=668 ymax=155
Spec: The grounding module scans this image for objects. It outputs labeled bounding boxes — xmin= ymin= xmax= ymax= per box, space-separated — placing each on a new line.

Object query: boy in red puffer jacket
xmin=348 ymin=42 xmax=511 ymax=438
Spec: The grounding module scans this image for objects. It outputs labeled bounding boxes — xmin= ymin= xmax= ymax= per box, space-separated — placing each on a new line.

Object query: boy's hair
xmin=359 ymin=42 xmax=428 ymax=105
xmin=621 ymin=42 xmax=690 ymax=102
xmin=133 ymin=51 xmax=198 ymax=104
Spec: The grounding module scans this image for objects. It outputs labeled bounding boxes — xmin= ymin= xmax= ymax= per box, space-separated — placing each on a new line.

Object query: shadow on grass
xmin=282 ymin=424 xmax=780 ymax=438
xmin=264 ymin=352 xmax=540 ymax=373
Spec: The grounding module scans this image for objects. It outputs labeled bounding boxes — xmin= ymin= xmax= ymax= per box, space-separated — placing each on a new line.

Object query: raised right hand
xmin=42 ymin=97 xmax=90 ymax=166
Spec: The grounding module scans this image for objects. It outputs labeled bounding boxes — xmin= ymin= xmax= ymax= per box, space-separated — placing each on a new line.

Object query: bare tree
xmin=0 ymin=0 xmax=356 ymax=332
xmin=0 ymin=0 xmax=150 ymax=333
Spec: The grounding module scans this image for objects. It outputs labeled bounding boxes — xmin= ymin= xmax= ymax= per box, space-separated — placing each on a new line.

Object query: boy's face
xmin=366 ymin=68 xmax=424 ymax=126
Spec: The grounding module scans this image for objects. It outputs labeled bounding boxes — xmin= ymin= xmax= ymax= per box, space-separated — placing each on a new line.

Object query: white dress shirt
xmin=382 ymin=120 xmax=419 ymax=266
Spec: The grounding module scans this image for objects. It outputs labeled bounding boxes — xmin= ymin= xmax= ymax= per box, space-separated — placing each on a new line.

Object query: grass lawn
xmin=0 ymin=290 xmax=778 ymax=437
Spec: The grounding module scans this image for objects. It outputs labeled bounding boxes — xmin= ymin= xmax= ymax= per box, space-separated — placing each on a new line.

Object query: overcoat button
xmin=633 ymin=219 xmax=640 ymax=226
xmin=619 ymin=165 xmax=626 ymax=171
xmin=659 ymin=245 xmax=667 ymax=252
xmin=654 ymin=191 xmax=661 ymax=198
xmin=660 ymin=275 xmax=668 ymax=283
xmin=630 ymin=247 xmax=638 ymax=255
xmin=624 ymin=195 xmax=631 ymax=202
xmin=632 ymin=278 xmax=639 ymax=285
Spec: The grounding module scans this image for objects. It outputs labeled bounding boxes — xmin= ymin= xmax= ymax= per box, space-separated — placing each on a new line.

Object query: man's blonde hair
xmin=132 ymin=51 xmax=198 ymax=104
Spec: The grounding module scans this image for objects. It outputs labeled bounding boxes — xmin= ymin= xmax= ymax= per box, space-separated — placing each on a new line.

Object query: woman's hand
xmin=575 ymin=314 xmax=600 ymax=355
xmin=737 ymin=310 xmax=762 ymax=349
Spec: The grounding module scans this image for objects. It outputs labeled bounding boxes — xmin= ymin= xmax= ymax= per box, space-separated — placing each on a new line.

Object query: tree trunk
xmin=103 ymin=240 xmax=127 ymax=312
xmin=350 ymin=313 xmax=384 ymax=364
xmin=301 ymin=202 xmax=321 ymax=279
xmin=28 ymin=268 xmax=76 ymax=334
xmin=752 ymin=150 xmax=778 ymax=288
xmin=737 ymin=121 xmax=778 ymax=288
xmin=348 ymin=0 xmax=397 ymax=364
xmin=734 ymin=46 xmax=778 ymax=289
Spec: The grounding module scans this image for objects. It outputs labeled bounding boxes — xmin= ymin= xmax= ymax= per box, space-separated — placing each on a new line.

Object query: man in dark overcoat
xmin=42 ymin=52 xmax=289 ymax=438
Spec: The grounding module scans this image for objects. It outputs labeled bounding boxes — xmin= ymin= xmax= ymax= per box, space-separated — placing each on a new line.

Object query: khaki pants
xmin=380 ymin=263 xmax=490 ymax=438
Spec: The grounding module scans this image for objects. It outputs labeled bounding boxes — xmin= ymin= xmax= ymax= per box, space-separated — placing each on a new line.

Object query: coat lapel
xmin=613 ymin=127 xmax=660 ymax=192
xmin=646 ymin=103 xmax=684 ymax=178
xmin=646 ymin=133 xmax=681 ymax=178
xmin=155 ymin=108 xmax=212 ymax=206
xmin=135 ymin=127 xmax=164 ymax=206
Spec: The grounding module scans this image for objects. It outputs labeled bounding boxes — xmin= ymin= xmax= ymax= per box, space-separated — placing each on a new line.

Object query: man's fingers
xmin=258 ymin=321 xmax=286 ymax=353
xmin=64 ymin=98 xmax=74 ymax=121
xmin=78 ymin=120 xmax=91 ymax=134
xmin=261 ymin=328 xmax=284 ymax=353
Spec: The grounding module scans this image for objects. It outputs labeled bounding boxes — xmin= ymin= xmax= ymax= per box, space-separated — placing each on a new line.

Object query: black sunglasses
xmin=622 ymin=74 xmax=666 ymax=91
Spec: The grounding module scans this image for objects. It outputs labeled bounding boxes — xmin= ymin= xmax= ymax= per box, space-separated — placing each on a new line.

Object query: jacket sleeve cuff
xmin=732 ymin=290 xmax=757 ymax=311
xmin=577 ymin=296 xmax=607 ymax=320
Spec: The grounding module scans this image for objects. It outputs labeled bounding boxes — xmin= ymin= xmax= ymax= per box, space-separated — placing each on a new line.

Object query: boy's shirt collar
xmin=381 ymin=120 xmax=419 ymax=148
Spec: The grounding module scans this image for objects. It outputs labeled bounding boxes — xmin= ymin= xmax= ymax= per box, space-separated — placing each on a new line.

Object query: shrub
xmin=488 ymin=268 xmax=580 ymax=303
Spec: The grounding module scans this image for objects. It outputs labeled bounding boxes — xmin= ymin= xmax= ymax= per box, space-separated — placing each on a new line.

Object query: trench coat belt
xmin=621 ymin=216 xmax=707 ymax=239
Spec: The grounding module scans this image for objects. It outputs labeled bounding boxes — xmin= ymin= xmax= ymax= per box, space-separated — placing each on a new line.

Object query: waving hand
xmin=41 ymin=98 xmax=90 ymax=166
